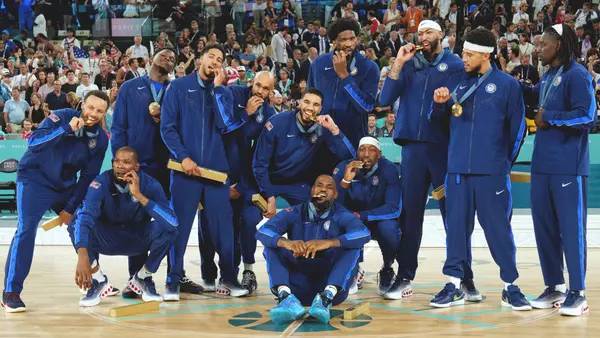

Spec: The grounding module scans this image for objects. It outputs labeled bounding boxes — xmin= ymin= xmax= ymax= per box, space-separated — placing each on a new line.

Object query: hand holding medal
xmin=149 ymin=102 xmax=161 ymax=123
xmin=333 ymin=50 xmax=350 ymax=80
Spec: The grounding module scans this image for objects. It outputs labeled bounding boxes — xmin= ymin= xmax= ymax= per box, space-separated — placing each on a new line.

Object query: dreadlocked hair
xmin=544 ymin=24 xmax=578 ymax=71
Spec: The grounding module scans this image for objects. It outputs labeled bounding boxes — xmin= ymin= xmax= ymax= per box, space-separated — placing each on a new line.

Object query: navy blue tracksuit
xmin=4 ymin=109 xmax=108 ymax=293
xmin=111 ymin=75 xmax=172 ymax=276
xmin=522 ymin=61 xmax=596 ymax=291
xmin=430 ymin=67 xmax=526 ymax=283
xmin=256 ymin=202 xmax=371 ymax=306
xmin=67 ymin=170 xmax=178 ymax=273
xmin=379 ymin=50 xmax=470 ymax=281
xmin=332 ymin=157 xmax=402 ymax=268
xmin=161 ymin=72 xmax=244 ymax=284
xmin=202 ymin=85 xmax=275 ymax=280
xmin=253 ymin=111 xmax=356 ymax=205
xmin=307 ymin=49 xmax=380 ymax=148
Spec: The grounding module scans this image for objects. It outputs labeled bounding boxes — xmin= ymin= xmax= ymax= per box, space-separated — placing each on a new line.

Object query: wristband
xmin=342 ymin=178 xmax=352 ymax=184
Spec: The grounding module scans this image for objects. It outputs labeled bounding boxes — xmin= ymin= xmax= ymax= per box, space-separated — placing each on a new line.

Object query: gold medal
xmin=451 ymin=103 xmax=463 ymax=117
xmin=149 ymin=102 xmax=161 ymax=116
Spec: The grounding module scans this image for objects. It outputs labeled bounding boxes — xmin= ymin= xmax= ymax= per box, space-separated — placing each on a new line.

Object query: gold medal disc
xmin=149 ymin=102 xmax=161 ymax=116
xmin=451 ymin=103 xmax=463 ymax=117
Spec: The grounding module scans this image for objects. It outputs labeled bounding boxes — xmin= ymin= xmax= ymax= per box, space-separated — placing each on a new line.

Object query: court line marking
xmin=110 ymin=301 xmax=273 ymax=321
xmin=280 ymin=319 xmax=304 ymax=337
xmin=365 ymin=303 xmax=497 ymax=328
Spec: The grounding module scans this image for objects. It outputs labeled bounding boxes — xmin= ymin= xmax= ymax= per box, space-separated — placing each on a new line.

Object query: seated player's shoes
xmin=530 ymin=286 xmax=568 ymax=309
xmin=121 ymin=285 xmax=141 ymax=299
xmin=129 ymin=275 xmax=163 ymax=302
xmin=241 ymin=270 xmax=258 ymax=294
xmin=348 ymin=278 xmax=358 ymax=295
xmin=377 ymin=267 xmax=395 ymax=296
xmin=430 ymin=283 xmax=465 ymax=308
xmin=384 ymin=277 xmax=413 ymax=300
xmin=1 ymin=291 xmax=26 ymax=313
xmin=501 ymin=285 xmax=532 ymax=311
xmin=107 ymin=286 xmax=120 ymax=297
xmin=308 ymin=292 xmax=333 ymax=324
xmin=461 ymin=279 xmax=482 ymax=302
xmin=348 ymin=268 xmax=365 ymax=295
xmin=270 ymin=292 xmax=307 ymax=324
xmin=179 ymin=275 xmax=204 ymax=294
xmin=558 ymin=291 xmax=589 ymax=316
xmin=201 ymin=279 xmax=216 ymax=292
xmin=163 ymin=282 xmax=180 ymax=302
xmin=217 ymin=279 xmax=250 ymax=297
xmin=79 ymin=276 xmax=114 ymax=307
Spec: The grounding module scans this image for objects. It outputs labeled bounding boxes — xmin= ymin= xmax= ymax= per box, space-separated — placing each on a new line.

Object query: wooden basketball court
xmin=0 ymin=245 xmax=596 ymax=337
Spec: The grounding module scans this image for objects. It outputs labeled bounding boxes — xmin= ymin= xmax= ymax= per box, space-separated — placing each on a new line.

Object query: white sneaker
xmin=217 ymin=279 xmax=249 ymax=297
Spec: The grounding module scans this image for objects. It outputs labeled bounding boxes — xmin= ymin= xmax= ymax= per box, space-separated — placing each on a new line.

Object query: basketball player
xmin=2 ymin=91 xmax=109 ymax=313
xmin=160 ymin=44 xmax=248 ymax=300
xmin=256 ymin=175 xmax=371 ymax=325
xmin=429 ymin=28 xmax=529 ymax=310
xmin=522 ymin=24 xmax=595 ymax=316
xmin=70 ymin=147 xmax=177 ymax=307
xmin=332 ymin=136 xmax=402 ymax=297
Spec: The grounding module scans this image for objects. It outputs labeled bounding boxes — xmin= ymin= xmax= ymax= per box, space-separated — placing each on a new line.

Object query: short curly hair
xmin=327 ymin=17 xmax=361 ymax=41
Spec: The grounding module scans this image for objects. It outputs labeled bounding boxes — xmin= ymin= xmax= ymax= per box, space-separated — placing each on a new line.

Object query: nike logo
xmin=237 ymin=104 xmax=245 ymax=108
xmin=562 ymin=182 xmax=572 ymax=187
xmin=325 ymin=67 xmax=333 ymax=70
xmin=287 ymin=134 xmax=296 ymax=138
xmin=137 ymin=86 xmax=146 ymax=90
xmin=459 ymin=85 xmax=467 ymax=89
xmin=188 ymin=89 xmax=197 ymax=93
xmin=496 ymin=190 xmax=505 ymax=195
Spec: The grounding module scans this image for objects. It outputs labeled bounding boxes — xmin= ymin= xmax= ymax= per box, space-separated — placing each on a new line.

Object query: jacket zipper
xmin=467 ymin=92 xmax=476 ymax=174
xmin=417 ymin=75 xmax=429 ymax=140
xmin=201 ymin=91 xmax=205 ymax=162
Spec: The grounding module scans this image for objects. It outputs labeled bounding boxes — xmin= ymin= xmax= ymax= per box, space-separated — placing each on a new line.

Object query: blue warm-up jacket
xmin=307 ymin=49 xmax=380 ymax=147
xmin=160 ymin=72 xmax=244 ymax=172
xmin=17 ymin=108 xmax=108 ymax=214
xmin=332 ymin=157 xmax=402 ymax=222
xmin=429 ymin=67 xmax=526 ymax=175
xmin=252 ymin=110 xmax=356 ymax=198
xmin=522 ymin=61 xmax=597 ymax=176
xmin=72 ymin=170 xmax=178 ymax=250
xmin=224 ymin=85 xmax=275 ymax=195
xmin=256 ymin=202 xmax=371 ymax=249
xmin=379 ymin=50 xmax=464 ymax=145
xmin=111 ymin=75 xmax=169 ymax=166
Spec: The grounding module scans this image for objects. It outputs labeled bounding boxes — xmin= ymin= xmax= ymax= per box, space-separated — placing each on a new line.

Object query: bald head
xmin=252 ymin=71 xmax=276 ymax=100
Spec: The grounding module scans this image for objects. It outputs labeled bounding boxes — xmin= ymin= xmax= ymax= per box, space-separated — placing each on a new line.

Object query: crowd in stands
xmin=1 ymin=0 xmax=600 ymax=140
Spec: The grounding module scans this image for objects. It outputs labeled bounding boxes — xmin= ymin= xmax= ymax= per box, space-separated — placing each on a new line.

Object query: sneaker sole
xmin=559 ymin=305 xmax=590 ymax=316
xmin=530 ymin=300 xmax=556 ymax=309
xmin=163 ymin=294 xmax=180 ymax=302
xmin=308 ymin=307 xmax=330 ymax=324
xmin=384 ymin=288 xmax=413 ymax=300
xmin=501 ymin=300 xmax=532 ymax=311
xmin=1 ymin=301 xmax=26 ymax=313
xmin=217 ymin=285 xmax=249 ymax=297
xmin=127 ymin=280 xmax=162 ymax=302
xmin=270 ymin=308 xmax=295 ymax=325
xmin=429 ymin=298 xmax=465 ymax=308
xmin=465 ymin=294 xmax=483 ymax=302
xmin=80 ymin=284 xmax=113 ymax=307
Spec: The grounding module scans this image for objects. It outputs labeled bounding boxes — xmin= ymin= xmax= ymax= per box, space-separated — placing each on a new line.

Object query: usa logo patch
xmin=266 ymin=121 xmax=273 ymax=131
xmin=485 ymin=83 xmax=496 ymax=93
xmin=323 ymin=220 xmax=331 ymax=231
xmin=333 ymin=167 xmax=339 ymax=175
xmin=49 ymin=113 xmax=60 ymax=122
xmin=372 ymin=176 xmax=379 ymax=186
xmin=437 ymin=63 xmax=448 ymax=72
xmin=554 ymin=76 xmax=562 ymax=86
xmin=285 ymin=207 xmax=292 ymax=212
xmin=90 ymin=181 xmax=101 ymax=189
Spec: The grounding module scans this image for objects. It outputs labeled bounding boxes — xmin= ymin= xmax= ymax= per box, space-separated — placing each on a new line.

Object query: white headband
xmin=463 ymin=41 xmax=495 ymax=54
xmin=418 ymin=20 xmax=442 ymax=32
xmin=358 ymin=136 xmax=380 ymax=150
xmin=552 ymin=24 xmax=563 ymax=36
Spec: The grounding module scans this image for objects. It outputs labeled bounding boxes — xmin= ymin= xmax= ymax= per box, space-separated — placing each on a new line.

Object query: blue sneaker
xmin=2 ymin=291 xmax=26 ymax=313
xmin=128 ymin=275 xmax=162 ymax=302
xmin=430 ymin=283 xmax=465 ymax=308
xmin=558 ymin=291 xmax=589 ymax=316
xmin=501 ymin=285 xmax=532 ymax=311
xmin=270 ymin=292 xmax=307 ymax=324
xmin=308 ymin=292 xmax=333 ymax=324
xmin=163 ymin=282 xmax=180 ymax=302
xmin=79 ymin=276 xmax=114 ymax=307
xmin=377 ymin=267 xmax=395 ymax=296
xmin=530 ymin=286 xmax=567 ymax=309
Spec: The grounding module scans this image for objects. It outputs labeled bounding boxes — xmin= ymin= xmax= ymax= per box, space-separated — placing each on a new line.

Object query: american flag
xmin=73 ymin=46 xmax=89 ymax=59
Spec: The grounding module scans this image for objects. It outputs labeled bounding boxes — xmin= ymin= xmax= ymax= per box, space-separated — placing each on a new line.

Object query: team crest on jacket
xmin=323 ymin=220 xmax=331 ymax=231
xmin=554 ymin=76 xmax=562 ymax=86
xmin=310 ymin=133 xmax=318 ymax=144
xmin=88 ymin=139 xmax=97 ymax=149
xmin=437 ymin=63 xmax=448 ymax=72
xmin=372 ymin=176 xmax=379 ymax=186
xmin=256 ymin=113 xmax=264 ymax=123
xmin=485 ymin=83 xmax=496 ymax=93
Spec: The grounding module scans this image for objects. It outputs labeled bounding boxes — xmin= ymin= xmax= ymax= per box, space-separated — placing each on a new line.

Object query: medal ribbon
xmin=451 ymin=66 xmax=494 ymax=106
xmin=142 ymin=75 xmax=168 ymax=105
xmin=539 ymin=65 xmax=563 ymax=109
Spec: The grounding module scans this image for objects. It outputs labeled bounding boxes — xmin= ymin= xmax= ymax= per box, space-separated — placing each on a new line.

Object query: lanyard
xmin=451 ymin=66 xmax=493 ymax=105
xmin=540 ymin=65 xmax=563 ymax=109
xmin=142 ymin=75 xmax=167 ymax=104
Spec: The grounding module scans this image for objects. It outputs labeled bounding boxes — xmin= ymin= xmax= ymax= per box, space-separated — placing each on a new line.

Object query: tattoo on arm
xmin=388 ymin=63 xmax=403 ymax=80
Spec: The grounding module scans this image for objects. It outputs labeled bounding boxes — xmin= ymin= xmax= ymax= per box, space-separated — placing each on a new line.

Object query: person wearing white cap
xmin=429 ymin=28 xmax=529 ymax=311
xmin=379 ymin=19 xmax=475 ymax=299
xmin=332 ymin=136 xmax=402 ymax=298
xmin=521 ymin=24 xmax=594 ymax=316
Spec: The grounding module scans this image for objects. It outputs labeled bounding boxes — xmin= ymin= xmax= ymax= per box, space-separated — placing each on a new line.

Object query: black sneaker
xmin=377 ymin=267 xmax=395 ymax=296
xmin=180 ymin=275 xmax=204 ymax=294
xmin=241 ymin=270 xmax=258 ymax=294
xmin=2 ymin=291 xmax=26 ymax=313
xmin=121 ymin=285 xmax=141 ymax=299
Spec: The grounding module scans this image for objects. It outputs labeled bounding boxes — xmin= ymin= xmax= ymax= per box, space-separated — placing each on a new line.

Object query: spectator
xmin=76 ymin=72 xmax=99 ymax=99
xmin=127 ymin=36 xmax=149 ymax=59
xmin=3 ymin=88 xmax=29 ymax=133
xmin=574 ymin=3 xmax=597 ymax=29
xmin=45 ymin=80 xmax=69 ymax=111
xmin=20 ymin=118 xmax=33 ymax=140
xmin=367 ymin=114 xmax=377 ymax=137
xmin=311 ymin=26 xmax=331 ymax=55
xmin=62 ymin=70 xmax=79 ymax=93
xmin=94 ymin=59 xmax=116 ymax=91
xmin=32 ymin=6 xmax=47 ymax=38
xmin=28 ymin=92 xmax=45 ymax=128
xmin=402 ymin=0 xmax=423 ymax=34
xmin=384 ymin=1 xmax=402 ymax=31
xmin=38 ymin=71 xmax=55 ymax=100
xmin=271 ymin=26 xmax=289 ymax=71
xmin=125 ymin=57 xmax=141 ymax=81
xmin=513 ymin=2 xmax=530 ymax=24
xmin=376 ymin=111 xmax=395 ymax=138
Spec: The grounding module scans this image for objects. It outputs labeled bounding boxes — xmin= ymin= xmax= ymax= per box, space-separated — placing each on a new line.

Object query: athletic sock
xmin=92 ymin=269 xmax=106 ymax=283
xmin=244 ymin=263 xmax=254 ymax=271
xmin=449 ymin=277 xmax=461 ymax=289
xmin=137 ymin=266 xmax=152 ymax=279
xmin=504 ymin=283 xmax=512 ymax=291
xmin=555 ymin=284 xmax=567 ymax=293
xmin=324 ymin=285 xmax=338 ymax=299
xmin=277 ymin=285 xmax=291 ymax=298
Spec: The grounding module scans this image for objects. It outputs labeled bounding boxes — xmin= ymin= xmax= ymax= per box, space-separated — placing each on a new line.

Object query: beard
xmin=311 ymin=195 xmax=333 ymax=211
xmin=155 ymin=64 xmax=170 ymax=76
xmin=422 ymin=39 xmax=440 ymax=59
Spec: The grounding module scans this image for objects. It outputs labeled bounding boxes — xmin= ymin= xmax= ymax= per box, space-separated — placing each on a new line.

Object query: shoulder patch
xmin=49 ymin=113 xmax=60 ymax=122
xmin=333 ymin=167 xmax=339 ymax=175
xmin=285 ymin=207 xmax=293 ymax=212
xmin=90 ymin=181 xmax=101 ymax=189
xmin=265 ymin=121 xmax=273 ymax=131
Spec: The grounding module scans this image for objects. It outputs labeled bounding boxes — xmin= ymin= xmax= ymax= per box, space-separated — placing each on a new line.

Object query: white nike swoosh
xmin=188 ymin=89 xmax=197 ymax=92
xmin=459 ymin=85 xmax=467 ymax=89
xmin=562 ymin=182 xmax=572 ymax=187
xmin=325 ymin=67 xmax=333 ymax=70
xmin=137 ymin=86 xmax=146 ymax=90
xmin=496 ymin=190 xmax=505 ymax=195
xmin=237 ymin=104 xmax=245 ymax=108
xmin=287 ymin=134 xmax=296 ymax=138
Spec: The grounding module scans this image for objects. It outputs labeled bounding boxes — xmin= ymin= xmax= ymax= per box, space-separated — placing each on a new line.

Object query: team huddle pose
xmin=1 ymin=17 xmax=593 ymax=323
